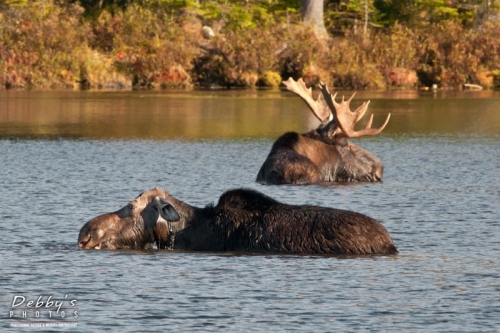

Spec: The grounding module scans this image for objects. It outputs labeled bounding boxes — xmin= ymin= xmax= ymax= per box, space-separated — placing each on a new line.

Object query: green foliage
xmin=257 ymin=71 xmax=282 ymax=89
xmin=0 ymin=0 xmax=27 ymax=6
xmin=374 ymin=0 xmax=494 ymax=28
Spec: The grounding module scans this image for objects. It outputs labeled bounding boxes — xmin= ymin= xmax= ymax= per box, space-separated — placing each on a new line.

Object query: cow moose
xmin=78 ymin=187 xmax=398 ymax=255
xmin=256 ymin=78 xmax=391 ymax=185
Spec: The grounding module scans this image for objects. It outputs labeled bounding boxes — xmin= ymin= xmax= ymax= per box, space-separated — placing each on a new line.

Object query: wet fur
xmin=162 ymin=188 xmax=397 ymax=255
xmin=80 ymin=188 xmax=397 ymax=255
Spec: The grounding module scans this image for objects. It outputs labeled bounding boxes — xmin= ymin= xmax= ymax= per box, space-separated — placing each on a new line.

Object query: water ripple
xmin=1 ymin=137 xmax=499 ymax=332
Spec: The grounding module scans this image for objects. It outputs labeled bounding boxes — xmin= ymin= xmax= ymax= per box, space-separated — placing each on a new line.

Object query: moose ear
xmin=161 ymin=205 xmax=180 ymax=222
xmin=156 ymin=198 xmax=180 ymax=222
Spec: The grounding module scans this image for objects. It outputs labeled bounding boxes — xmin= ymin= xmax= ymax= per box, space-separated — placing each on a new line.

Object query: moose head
xmin=256 ymin=78 xmax=390 ymax=185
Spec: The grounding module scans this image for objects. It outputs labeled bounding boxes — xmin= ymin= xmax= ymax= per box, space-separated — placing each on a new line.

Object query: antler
xmin=283 ymin=77 xmax=332 ymax=122
xmin=319 ymin=83 xmax=391 ymax=138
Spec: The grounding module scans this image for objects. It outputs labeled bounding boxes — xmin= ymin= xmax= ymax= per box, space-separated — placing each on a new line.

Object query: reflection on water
xmin=1 ymin=89 xmax=499 ymax=140
xmin=0 ymin=90 xmax=307 ymax=139
xmin=0 ymin=90 xmax=499 ymax=332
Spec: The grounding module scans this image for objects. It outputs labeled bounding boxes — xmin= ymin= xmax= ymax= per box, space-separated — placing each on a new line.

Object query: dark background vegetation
xmin=1 ymin=0 xmax=499 ymax=90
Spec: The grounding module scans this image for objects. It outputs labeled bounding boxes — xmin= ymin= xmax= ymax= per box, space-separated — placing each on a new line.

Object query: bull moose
xmin=256 ymin=78 xmax=391 ymax=185
xmin=78 ymin=187 xmax=397 ymax=255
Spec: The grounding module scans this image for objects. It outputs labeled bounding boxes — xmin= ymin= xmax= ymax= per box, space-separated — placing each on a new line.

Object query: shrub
xmin=1 ymin=1 xmax=500 ymax=90
xmin=92 ymin=4 xmax=199 ymax=88
xmin=257 ymin=71 xmax=282 ymax=88
xmin=0 ymin=2 xmax=90 ymax=88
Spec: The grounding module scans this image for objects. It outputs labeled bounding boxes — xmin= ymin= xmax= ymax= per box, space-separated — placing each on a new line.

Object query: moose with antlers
xmin=256 ymin=78 xmax=391 ymax=185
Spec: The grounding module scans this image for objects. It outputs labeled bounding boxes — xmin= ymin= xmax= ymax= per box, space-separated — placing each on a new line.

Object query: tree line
xmin=1 ymin=0 xmax=499 ymax=89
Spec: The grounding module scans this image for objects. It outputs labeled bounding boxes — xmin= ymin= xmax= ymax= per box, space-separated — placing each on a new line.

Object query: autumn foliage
xmin=1 ymin=1 xmax=499 ymax=90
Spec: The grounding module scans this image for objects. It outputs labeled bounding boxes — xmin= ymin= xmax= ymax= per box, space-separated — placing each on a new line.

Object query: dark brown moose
xmin=78 ymin=187 xmax=398 ymax=255
xmin=256 ymin=78 xmax=391 ymax=185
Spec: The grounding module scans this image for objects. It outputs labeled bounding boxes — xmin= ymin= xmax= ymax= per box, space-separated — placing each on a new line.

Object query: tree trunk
xmin=301 ymin=0 xmax=329 ymax=39
xmin=363 ymin=0 xmax=368 ymax=36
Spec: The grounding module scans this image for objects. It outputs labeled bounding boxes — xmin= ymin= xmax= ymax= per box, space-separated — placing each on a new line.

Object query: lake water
xmin=0 ymin=89 xmax=499 ymax=332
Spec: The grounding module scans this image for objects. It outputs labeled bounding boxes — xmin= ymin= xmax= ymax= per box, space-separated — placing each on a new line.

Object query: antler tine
xmin=366 ymin=112 xmax=391 ymax=135
xmin=318 ymin=81 xmax=337 ymax=117
xmin=283 ymin=78 xmax=331 ymax=122
xmin=352 ymin=100 xmax=370 ymax=123
xmin=336 ymin=93 xmax=369 ymax=124
xmin=364 ymin=114 xmax=374 ymax=129
xmin=319 ymin=82 xmax=391 ymax=138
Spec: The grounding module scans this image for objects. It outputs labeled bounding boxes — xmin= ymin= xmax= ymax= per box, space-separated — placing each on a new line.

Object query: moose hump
xmin=256 ymin=78 xmax=390 ymax=185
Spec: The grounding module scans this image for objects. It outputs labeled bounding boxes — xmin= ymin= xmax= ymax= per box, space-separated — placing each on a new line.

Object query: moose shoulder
xmin=256 ymin=78 xmax=390 ymax=185
xmin=79 ymin=187 xmax=398 ymax=255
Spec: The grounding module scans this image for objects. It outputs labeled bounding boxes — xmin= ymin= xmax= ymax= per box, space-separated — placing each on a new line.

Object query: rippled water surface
xmin=0 ymin=90 xmax=499 ymax=332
